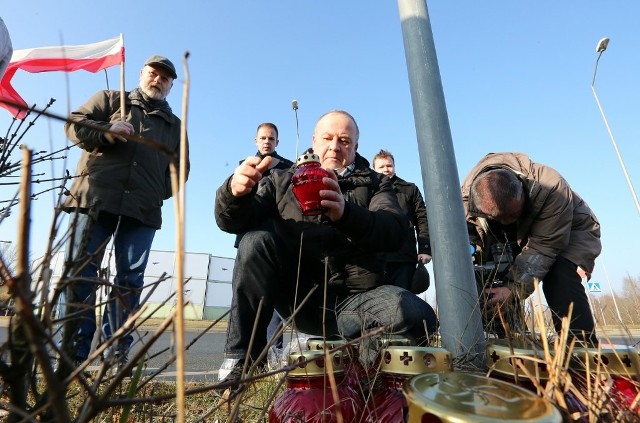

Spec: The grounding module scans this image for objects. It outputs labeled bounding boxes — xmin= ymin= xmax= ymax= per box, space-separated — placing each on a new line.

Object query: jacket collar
xmin=129 ymin=88 xmax=174 ymax=122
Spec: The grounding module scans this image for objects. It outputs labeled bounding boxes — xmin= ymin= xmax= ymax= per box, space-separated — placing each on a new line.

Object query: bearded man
xmin=59 ymin=55 xmax=189 ymax=374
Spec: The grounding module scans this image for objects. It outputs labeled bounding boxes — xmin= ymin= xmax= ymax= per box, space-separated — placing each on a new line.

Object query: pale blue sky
xmin=1 ymin=1 xmax=639 ymax=297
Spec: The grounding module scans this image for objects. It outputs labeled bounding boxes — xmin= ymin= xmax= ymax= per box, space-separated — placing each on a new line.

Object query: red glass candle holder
xmin=269 ymin=351 xmax=364 ymax=423
xmin=292 ymin=151 xmax=331 ymax=216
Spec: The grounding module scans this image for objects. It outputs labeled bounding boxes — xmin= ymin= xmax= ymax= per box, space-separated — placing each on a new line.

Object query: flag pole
xmin=119 ymin=34 xmax=125 ymax=121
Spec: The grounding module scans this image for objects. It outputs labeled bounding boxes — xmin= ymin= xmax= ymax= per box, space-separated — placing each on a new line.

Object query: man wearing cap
xmin=59 ymin=55 xmax=189 ymax=374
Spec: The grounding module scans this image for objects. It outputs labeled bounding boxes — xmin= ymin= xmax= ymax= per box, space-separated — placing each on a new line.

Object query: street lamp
xmin=591 ymin=37 xmax=640 ymax=216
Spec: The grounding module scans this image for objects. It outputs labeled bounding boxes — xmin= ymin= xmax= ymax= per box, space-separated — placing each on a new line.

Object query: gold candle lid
xmin=296 ymin=151 xmax=320 ymax=166
xmin=486 ymin=339 xmax=549 ymax=381
xmin=380 ymin=346 xmax=452 ymax=375
xmin=404 ymin=372 xmax=562 ymax=423
xmin=287 ymin=350 xmax=345 ymax=377
xmin=570 ymin=344 xmax=640 ymax=377
xmin=376 ymin=335 xmax=413 ymax=349
xmin=307 ymin=337 xmax=348 ymax=351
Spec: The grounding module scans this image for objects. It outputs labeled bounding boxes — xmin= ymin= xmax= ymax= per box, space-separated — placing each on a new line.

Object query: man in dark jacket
xmin=215 ymin=110 xmax=437 ymax=386
xmin=233 ymin=122 xmax=293 ymax=248
xmin=234 ymin=122 xmax=294 ymax=350
xmin=252 ymin=122 xmax=293 ymax=175
xmin=462 ymin=152 xmax=601 ymax=343
xmin=60 ymin=55 xmax=189 ymax=372
xmin=373 ymin=149 xmax=432 ymax=291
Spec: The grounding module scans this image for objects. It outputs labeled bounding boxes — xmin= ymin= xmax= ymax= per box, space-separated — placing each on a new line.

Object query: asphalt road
xmin=1 ymin=320 xmax=638 ymax=383
xmin=0 ymin=320 xmax=230 ymax=382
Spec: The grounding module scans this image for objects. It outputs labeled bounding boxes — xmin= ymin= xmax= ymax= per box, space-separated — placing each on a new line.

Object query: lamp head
xmin=596 ymin=38 xmax=610 ymax=53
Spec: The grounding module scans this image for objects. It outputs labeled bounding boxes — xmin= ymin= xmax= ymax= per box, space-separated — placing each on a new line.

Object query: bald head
xmin=312 ymin=110 xmax=359 ymax=170
xmin=469 ymin=169 xmax=524 ymax=225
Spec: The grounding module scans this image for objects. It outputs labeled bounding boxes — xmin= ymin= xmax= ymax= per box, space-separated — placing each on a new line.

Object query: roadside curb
xmin=0 ymin=316 xmax=228 ymax=333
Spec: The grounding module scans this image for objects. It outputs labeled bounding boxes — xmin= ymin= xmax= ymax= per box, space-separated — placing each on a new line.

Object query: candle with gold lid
xmin=486 ymin=338 xmax=550 ymax=389
xmin=404 ymin=372 xmax=562 ymax=423
xmin=306 ymin=337 xmax=367 ymax=393
xmin=376 ymin=335 xmax=412 ymax=350
xmin=371 ymin=335 xmax=415 ymax=375
xmin=570 ymin=344 xmax=640 ymax=413
xmin=366 ymin=346 xmax=452 ymax=423
xmin=268 ymin=350 xmax=364 ymax=423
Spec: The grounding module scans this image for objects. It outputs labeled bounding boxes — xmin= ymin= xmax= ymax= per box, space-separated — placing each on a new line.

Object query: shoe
xmin=54 ymin=357 xmax=91 ymax=377
xmin=115 ymin=354 xmax=133 ymax=378
xmin=74 ymin=358 xmax=93 ymax=378
xmin=217 ymin=359 xmax=246 ymax=392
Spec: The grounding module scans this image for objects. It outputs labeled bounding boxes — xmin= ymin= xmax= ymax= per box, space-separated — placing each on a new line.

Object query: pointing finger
xmin=255 ymin=156 xmax=273 ymax=174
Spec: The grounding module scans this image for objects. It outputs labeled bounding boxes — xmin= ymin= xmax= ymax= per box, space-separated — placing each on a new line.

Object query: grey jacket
xmin=63 ymin=89 xmax=189 ymax=229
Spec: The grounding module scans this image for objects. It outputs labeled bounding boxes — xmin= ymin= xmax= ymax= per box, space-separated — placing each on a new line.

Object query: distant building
xmin=39 ymin=250 xmax=234 ymax=320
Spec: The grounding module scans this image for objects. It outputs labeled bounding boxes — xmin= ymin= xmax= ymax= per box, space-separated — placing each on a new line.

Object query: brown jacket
xmin=461 ymin=152 xmax=601 ymax=280
xmin=63 ymin=89 xmax=189 ymax=229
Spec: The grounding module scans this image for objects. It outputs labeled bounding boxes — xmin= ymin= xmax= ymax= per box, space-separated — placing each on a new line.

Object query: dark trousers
xmin=225 ymin=230 xmax=438 ymax=361
xmin=385 ymin=262 xmax=415 ymax=291
xmin=542 ymin=255 xmax=596 ymax=343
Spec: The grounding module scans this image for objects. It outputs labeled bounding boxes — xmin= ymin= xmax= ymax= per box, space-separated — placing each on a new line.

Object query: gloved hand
xmin=512 ymin=253 xmax=555 ymax=297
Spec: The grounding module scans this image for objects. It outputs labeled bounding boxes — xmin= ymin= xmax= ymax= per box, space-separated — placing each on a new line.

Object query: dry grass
xmin=1 ymin=102 xmax=640 ymax=422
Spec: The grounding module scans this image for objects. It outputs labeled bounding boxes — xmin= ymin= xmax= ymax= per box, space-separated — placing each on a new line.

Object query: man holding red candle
xmin=215 ymin=110 xmax=437 ymax=388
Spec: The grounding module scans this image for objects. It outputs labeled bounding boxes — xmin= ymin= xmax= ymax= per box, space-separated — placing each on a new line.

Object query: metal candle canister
xmin=570 ymin=344 xmax=640 ymax=414
xmin=371 ymin=335 xmax=414 ymax=373
xmin=366 ymin=346 xmax=452 ymax=423
xmin=291 ymin=151 xmax=331 ymax=216
xmin=268 ymin=350 xmax=364 ymax=423
xmin=403 ymin=372 xmax=562 ymax=422
xmin=306 ymin=337 xmax=366 ymax=393
xmin=486 ymin=338 xmax=550 ymax=391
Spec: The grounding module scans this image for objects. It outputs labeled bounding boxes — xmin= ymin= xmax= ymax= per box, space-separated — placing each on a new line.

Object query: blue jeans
xmin=224 ymin=230 xmax=438 ymax=360
xmin=59 ymin=211 xmax=155 ymax=360
xmin=266 ymin=311 xmax=284 ymax=349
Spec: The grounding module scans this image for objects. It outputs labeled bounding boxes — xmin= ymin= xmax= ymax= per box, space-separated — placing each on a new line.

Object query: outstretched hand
xmin=230 ymin=156 xmax=273 ymax=197
xmin=104 ymin=121 xmax=134 ymax=144
xmin=319 ymin=170 xmax=345 ymax=222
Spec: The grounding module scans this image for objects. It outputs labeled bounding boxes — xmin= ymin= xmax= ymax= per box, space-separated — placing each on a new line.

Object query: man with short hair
xmin=462 ymin=152 xmax=601 ymax=343
xmin=215 ymin=110 xmax=437 ymax=386
xmin=373 ymin=149 xmax=432 ymax=291
xmin=234 ymin=122 xmax=294 ymax=351
xmin=60 ymin=55 xmax=190 ymax=372
xmin=234 ymin=122 xmax=293 ymax=248
xmin=253 ymin=122 xmax=293 ymax=173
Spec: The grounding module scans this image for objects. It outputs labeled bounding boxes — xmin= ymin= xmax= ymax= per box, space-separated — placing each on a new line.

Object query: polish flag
xmin=0 ymin=35 xmax=124 ymax=118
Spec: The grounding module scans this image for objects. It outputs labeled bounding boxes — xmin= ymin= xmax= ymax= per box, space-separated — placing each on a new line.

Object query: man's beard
xmin=139 ymin=81 xmax=167 ymax=100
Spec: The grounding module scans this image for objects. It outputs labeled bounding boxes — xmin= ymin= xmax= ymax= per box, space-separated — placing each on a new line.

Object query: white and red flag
xmin=0 ymin=34 xmax=124 ymax=118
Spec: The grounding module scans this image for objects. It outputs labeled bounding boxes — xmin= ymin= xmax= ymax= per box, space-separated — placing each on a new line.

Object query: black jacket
xmin=233 ymin=151 xmax=294 ymax=247
xmin=216 ymin=154 xmax=407 ymax=293
xmin=383 ymin=175 xmax=431 ymax=263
